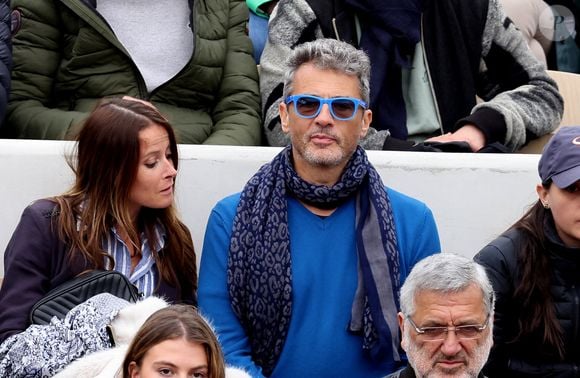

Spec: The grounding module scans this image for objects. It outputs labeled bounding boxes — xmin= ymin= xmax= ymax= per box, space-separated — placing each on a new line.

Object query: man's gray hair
xmin=400 ymin=253 xmax=495 ymax=316
xmin=282 ymin=38 xmax=371 ymax=103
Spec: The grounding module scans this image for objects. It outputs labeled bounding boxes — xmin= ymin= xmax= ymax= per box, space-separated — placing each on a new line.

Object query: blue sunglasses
xmin=285 ymin=95 xmax=368 ymax=121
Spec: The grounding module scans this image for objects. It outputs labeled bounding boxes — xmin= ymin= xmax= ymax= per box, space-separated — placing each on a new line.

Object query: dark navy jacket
xmin=0 ymin=199 xmax=193 ymax=343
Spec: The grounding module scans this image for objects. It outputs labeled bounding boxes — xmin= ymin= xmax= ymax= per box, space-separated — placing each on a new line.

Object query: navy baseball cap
xmin=538 ymin=126 xmax=580 ymax=188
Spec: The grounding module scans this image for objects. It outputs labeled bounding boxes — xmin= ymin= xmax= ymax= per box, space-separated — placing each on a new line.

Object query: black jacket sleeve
xmin=0 ymin=0 xmax=12 ymax=127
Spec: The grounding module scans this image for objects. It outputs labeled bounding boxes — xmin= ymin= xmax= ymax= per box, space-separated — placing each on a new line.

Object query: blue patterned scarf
xmin=227 ymin=146 xmax=402 ymax=375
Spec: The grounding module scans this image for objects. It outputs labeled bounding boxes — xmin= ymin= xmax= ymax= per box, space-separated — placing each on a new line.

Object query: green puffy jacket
xmin=6 ymin=0 xmax=262 ymax=145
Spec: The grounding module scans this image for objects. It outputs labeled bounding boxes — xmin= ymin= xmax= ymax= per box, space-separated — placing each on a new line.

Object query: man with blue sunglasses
xmin=198 ymin=38 xmax=441 ymax=377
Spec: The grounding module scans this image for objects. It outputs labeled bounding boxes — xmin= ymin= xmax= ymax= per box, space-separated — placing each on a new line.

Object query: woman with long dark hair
xmin=0 ymin=98 xmax=197 ymax=344
xmin=475 ymin=126 xmax=580 ymax=377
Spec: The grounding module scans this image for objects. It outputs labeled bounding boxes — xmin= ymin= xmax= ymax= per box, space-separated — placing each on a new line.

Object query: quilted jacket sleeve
xmin=0 ymin=0 xmax=11 ymax=127
xmin=5 ymin=1 xmax=87 ymax=139
xmin=205 ymin=0 xmax=262 ymax=146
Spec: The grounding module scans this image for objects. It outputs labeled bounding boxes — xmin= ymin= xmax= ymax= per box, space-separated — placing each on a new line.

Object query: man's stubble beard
xmin=295 ymin=129 xmax=346 ymax=168
xmin=403 ymin=328 xmax=493 ymax=378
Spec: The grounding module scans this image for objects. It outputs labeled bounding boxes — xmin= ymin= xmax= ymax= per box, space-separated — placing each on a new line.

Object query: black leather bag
xmin=29 ymin=270 xmax=140 ymax=325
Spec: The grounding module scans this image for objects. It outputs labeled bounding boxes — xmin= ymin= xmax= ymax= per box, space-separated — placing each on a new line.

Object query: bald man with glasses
xmin=198 ymin=38 xmax=441 ymax=378
xmin=386 ymin=253 xmax=494 ymax=378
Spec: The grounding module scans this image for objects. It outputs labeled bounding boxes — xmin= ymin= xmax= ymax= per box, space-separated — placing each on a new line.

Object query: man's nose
xmin=440 ymin=330 xmax=463 ymax=356
xmin=314 ymin=103 xmax=334 ymax=125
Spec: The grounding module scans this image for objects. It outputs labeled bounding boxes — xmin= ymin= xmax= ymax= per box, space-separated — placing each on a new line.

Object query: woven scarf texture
xmin=227 ymin=146 xmax=402 ymax=375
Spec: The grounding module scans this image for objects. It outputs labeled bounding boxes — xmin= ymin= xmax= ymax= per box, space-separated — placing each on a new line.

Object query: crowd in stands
xmin=0 ymin=0 xmax=576 ymax=151
xmin=3 ymin=0 xmax=261 ymax=144
xmin=0 ymin=0 xmax=579 ymax=377
xmin=258 ymin=0 xmax=563 ymax=153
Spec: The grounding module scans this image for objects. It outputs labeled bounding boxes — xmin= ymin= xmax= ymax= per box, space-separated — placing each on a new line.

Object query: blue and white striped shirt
xmin=103 ymin=224 xmax=166 ymax=297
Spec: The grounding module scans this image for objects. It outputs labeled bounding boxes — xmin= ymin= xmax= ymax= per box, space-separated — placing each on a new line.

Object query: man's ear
xmin=398 ymin=312 xmax=407 ymax=351
xmin=279 ymin=101 xmax=290 ymax=134
xmin=360 ymin=109 xmax=372 ymax=138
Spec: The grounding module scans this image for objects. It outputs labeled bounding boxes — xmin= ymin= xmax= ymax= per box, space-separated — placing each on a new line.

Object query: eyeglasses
xmin=405 ymin=314 xmax=490 ymax=341
xmin=285 ymin=95 xmax=368 ymax=121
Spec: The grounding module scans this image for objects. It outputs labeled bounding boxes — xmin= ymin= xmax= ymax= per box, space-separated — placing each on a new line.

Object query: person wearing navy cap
xmin=474 ymin=126 xmax=580 ymax=377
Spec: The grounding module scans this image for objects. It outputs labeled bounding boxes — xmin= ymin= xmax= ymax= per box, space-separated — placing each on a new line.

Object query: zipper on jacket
xmin=331 ymin=18 xmax=341 ymax=41
xmin=148 ymin=40 xmax=197 ymax=99
xmin=332 ymin=17 xmax=340 ymax=41
xmin=60 ymin=0 xmax=150 ymax=98
xmin=419 ymin=15 xmax=445 ymax=136
xmin=148 ymin=0 xmax=198 ymax=100
xmin=148 ymin=56 xmax=195 ymax=100
xmin=573 ymin=284 xmax=579 ymax=358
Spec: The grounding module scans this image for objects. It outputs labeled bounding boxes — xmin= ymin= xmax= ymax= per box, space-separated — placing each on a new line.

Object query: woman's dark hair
xmin=122 ymin=305 xmax=226 ymax=378
xmin=53 ymin=98 xmax=196 ymax=300
xmin=509 ymin=181 xmax=564 ymax=359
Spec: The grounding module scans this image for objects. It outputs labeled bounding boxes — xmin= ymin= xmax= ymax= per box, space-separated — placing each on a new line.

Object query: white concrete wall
xmin=0 ymin=139 xmax=542 ymax=276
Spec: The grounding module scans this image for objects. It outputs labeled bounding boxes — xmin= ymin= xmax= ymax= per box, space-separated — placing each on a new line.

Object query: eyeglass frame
xmin=405 ymin=313 xmax=491 ymax=341
xmin=284 ymin=94 xmax=368 ymax=121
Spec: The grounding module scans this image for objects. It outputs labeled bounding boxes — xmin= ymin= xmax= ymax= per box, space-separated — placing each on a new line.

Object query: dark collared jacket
xmin=0 ymin=199 xmax=195 ymax=343
xmin=475 ymin=223 xmax=580 ymax=377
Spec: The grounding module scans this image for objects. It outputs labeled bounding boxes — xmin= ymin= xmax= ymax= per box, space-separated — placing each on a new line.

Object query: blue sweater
xmin=198 ymin=188 xmax=441 ymax=377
